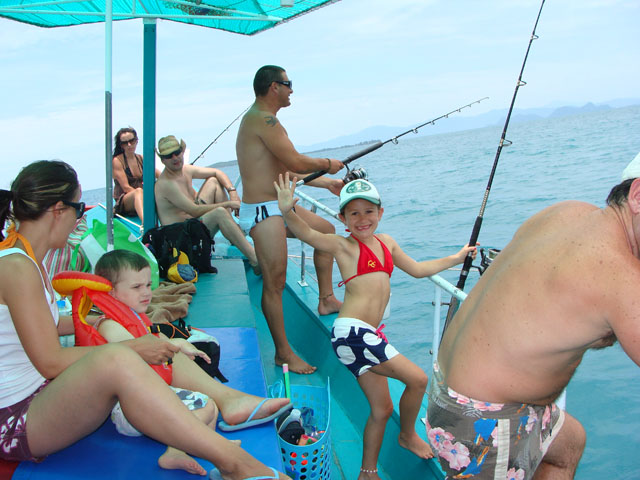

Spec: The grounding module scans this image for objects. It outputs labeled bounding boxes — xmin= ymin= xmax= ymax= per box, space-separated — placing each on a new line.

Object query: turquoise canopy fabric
xmin=0 ymin=0 xmax=341 ymax=237
xmin=0 ymin=0 xmax=339 ymax=34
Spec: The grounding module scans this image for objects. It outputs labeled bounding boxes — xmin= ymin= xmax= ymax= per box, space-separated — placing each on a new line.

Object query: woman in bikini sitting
xmin=112 ymin=127 xmax=161 ymax=223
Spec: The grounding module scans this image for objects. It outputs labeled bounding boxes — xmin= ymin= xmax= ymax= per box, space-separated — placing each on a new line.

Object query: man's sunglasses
xmin=62 ymin=200 xmax=86 ymax=219
xmin=274 ymin=80 xmax=293 ymax=89
xmin=160 ymin=149 xmax=182 ymax=160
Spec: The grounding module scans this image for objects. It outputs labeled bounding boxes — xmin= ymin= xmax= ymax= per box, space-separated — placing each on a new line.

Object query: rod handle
xmin=298 ymin=168 xmax=327 ymax=185
xmin=442 ymin=216 xmax=483 ymax=338
xmin=298 ymin=141 xmax=384 ymax=185
xmin=454 ymin=216 xmax=483 ymax=290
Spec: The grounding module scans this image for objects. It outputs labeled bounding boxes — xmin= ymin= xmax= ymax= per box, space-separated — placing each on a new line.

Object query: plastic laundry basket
xmin=278 ymin=381 xmax=331 ymax=480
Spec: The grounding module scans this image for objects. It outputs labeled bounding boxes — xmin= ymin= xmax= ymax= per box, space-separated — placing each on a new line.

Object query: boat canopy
xmin=1 ymin=0 xmax=341 ymax=240
xmin=0 ymin=0 xmax=339 ymax=34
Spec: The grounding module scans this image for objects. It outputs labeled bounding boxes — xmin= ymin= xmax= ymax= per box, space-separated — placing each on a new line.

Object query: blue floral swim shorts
xmin=425 ymin=362 xmax=564 ymax=480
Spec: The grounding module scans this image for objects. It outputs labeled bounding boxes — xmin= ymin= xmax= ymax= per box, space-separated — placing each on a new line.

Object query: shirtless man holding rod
xmin=236 ymin=65 xmax=345 ymax=374
xmin=427 ymin=154 xmax=640 ymax=479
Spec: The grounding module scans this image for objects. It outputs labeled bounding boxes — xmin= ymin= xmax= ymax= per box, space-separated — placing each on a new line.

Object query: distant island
xmin=298 ymin=99 xmax=639 ymax=154
xmin=204 ymin=99 xmax=639 ymax=167
xmin=305 ymin=140 xmax=381 ymax=155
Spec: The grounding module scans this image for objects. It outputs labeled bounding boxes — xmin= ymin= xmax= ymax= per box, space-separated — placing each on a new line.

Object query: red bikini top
xmin=338 ymin=235 xmax=394 ymax=287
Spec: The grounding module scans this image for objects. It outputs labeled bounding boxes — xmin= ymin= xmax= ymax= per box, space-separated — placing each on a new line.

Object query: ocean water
xmin=84 ymin=105 xmax=640 ymax=478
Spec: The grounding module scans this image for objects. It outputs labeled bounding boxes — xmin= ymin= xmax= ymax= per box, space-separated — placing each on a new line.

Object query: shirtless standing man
xmin=427 ymin=155 xmax=640 ymax=479
xmin=154 ymin=135 xmax=259 ymax=272
xmin=236 ymin=65 xmax=345 ymax=374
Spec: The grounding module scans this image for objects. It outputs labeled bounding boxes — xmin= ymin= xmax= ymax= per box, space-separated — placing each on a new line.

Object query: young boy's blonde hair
xmin=95 ymin=250 xmax=150 ymax=285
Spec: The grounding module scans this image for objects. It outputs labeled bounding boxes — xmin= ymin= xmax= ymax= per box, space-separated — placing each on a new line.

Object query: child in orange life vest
xmin=275 ymin=173 xmax=477 ymax=480
xmin=94 ymin=250 xmax=232 ymax=476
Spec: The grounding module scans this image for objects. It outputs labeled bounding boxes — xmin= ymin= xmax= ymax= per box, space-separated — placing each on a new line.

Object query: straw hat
xmin=156 ymin=135 xmax=186 ymax=157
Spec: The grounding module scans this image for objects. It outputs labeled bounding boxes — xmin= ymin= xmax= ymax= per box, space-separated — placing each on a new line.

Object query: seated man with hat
xmin=154 ymin=135 xmax=260 ymax=273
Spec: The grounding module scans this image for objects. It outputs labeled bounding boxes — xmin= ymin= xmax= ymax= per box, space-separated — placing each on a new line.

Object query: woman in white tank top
xmin=0 ymin=160 xmax=287 ymax=479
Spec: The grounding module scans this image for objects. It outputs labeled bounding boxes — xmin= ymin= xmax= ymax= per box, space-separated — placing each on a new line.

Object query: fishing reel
xmin=474 ymin=247 xmax=501 ymax=275
xmin=342 ymin=166 xmax=368 ymax=184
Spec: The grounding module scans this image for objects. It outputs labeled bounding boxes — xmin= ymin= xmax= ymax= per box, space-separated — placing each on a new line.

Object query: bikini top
xmin=338 ymin=235 xmax=394 ymax=287
xmin=113 ymin=153 xmax=144 ymax=198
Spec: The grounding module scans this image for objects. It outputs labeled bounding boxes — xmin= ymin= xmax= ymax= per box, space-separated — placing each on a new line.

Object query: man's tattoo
xmin=264 ymin=115 xmax=278 ymax=127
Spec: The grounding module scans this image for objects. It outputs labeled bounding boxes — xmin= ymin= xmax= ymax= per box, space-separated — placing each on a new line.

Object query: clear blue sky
xmin=1 ymin=0 xmax=638 ymax=190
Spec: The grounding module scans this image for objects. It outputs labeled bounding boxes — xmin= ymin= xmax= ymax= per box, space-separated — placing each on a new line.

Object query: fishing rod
xmin=190 ymin=105 xmax=251 ymax=165
xmin=441 ymin=0 xmax=547 ymax=338
xmin=296 ymin=97 xmax=489 ymax=186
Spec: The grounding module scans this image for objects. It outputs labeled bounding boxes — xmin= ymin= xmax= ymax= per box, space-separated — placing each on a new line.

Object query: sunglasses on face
xmin=274 ymin=80 xmax=293 ymax=89
xmin=121 ymin=137 xmax=137 ymax=146
xmin=62 ymin=200 xmax=86 ymax=219
xmin=160 ymin=149 xmax=182 ymax=160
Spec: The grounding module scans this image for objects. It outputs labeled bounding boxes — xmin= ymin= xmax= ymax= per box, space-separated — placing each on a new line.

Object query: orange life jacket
xmin=52 ymin=271 xmax=172 ymax=384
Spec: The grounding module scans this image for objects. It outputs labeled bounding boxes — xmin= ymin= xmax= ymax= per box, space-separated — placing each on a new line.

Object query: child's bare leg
xmin=158 ymin=447 xmax=208 ymax=476
xmin=158 ymin=399 xmax=218 ymax=475
xmin=369 ymin=355 xmax=433 ymax=459
xmin=356 ymin=372 xmax=393 ymax=480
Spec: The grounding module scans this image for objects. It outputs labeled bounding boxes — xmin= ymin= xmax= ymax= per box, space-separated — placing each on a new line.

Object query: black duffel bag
xmin=143 ymin=219 xmax=217 ymax=278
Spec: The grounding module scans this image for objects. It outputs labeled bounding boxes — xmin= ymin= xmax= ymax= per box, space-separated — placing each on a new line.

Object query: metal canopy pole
xmin=142 ymin=18 xmax=157 ymax=234
xmin=105 ymin=0 xmax=114 ymax=249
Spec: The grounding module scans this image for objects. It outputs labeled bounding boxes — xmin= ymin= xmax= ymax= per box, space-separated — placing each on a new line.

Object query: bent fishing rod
xmin=296 ymin=97 xmax=489 ymax=186
xmin=441 ymin=0 xmax=547 ymax=338
xmin=191 ymin=105 xmax=251 ymax=165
